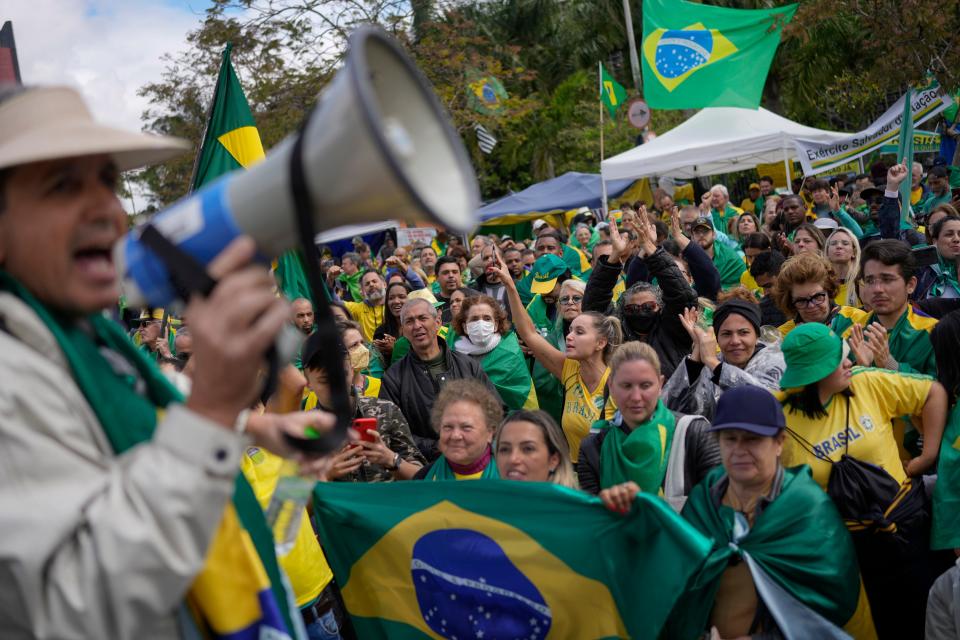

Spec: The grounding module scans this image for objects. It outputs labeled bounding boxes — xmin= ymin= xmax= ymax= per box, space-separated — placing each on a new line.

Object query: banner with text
xmin=794 ymin=83 xmax=953 ymax=176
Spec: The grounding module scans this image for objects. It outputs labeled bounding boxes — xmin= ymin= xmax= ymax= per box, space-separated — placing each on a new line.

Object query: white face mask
xmin=466 ymin=320 xmax=497 ymax=345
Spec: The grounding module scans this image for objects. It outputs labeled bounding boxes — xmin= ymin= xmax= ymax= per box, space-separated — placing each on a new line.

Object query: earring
xmin=548 ymin=467 xmax=557 ymax=475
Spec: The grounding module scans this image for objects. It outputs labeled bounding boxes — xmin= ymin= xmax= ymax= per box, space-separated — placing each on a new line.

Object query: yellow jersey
xmin=560 ymin=358 xmax=612 ymax=462
xmin=240 ymin=446 xmax=334 ymax=607
xmin=778 ymin=367 xmax=932 ymax=489
xmin=342 ymin=300 xmax=385 ymax=342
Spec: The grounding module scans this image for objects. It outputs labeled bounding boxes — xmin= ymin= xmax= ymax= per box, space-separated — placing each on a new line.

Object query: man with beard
xmin=335 ymin=269 xmax=386 ymax=342
xmin=290 ymin=297 xmax=314 ymax=335
xmin=690 ymin=216 xmax=746 ymax=290
xmin=583 ymin=217 xmax=697 ymax=378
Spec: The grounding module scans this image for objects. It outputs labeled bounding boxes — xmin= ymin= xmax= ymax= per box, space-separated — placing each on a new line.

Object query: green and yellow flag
xmin=641 ymin=0 xmax=797 ymax=109
xmin=193 ymin=44 xmax=316 ymax=303
xmin=897 ymin=87 xmax=915 ymax=224
xmin=600 ymin=63 xmax=628 ymax=118
xmin=313 ymin=480 xmax=712 ymax=639
xmin=192 ymin=43 xmax=265 ymax=189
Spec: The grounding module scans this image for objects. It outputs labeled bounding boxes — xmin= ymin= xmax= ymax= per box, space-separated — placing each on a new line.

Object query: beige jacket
xmin=0 ymin=292 xmax=247 ymax=639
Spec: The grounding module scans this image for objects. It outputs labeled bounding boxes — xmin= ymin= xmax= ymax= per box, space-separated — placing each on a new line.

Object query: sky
xmin=6 ymin=0 xmax=208 ymax=133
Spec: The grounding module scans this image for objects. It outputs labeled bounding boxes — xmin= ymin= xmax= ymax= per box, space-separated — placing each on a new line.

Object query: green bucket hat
xmin=779 ymin=322 xmax=849 ymax=389
xmin=530 ymin=254 xmax=568 ymax=294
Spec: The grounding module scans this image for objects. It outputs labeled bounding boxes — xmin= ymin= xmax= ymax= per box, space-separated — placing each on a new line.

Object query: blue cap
xmin=708 ymin=385 xmax=785 ymax=437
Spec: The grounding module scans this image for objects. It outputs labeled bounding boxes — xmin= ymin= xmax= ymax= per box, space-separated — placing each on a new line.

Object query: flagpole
xmin=600 ymin=62 xmax=609 ymax=218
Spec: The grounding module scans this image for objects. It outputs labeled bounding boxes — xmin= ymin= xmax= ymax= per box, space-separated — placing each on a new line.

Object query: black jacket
xmin=583 ymin=249 xmax=697 ymax=379
xmin=626 ymin=241 xmax=721 ymax=301
xmin=379 ymin=338 xmax=500 ymax=460
xmin=576 ymin=413 xmax=721 ymax=496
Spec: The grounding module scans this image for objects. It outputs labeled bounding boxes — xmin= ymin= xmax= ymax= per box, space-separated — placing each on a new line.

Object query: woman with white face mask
xmin=451 ymin=294 xmax=538 ymax=412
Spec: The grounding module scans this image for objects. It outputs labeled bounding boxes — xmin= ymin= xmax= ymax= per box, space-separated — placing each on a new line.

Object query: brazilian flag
xmin=313 ymin=480 xmax=712 ymax=639
xmin=193 ymin=43 xmax=316 ymax=304
xmin=192 ymin=43 xmax=265 ymax=189
xmin=641 ymin=0 xmax=797 ymax=109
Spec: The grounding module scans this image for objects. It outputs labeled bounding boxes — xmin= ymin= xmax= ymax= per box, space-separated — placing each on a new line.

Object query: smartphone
xmin=351 ymin=417 xmax=378 ymax=443
xmin=912 ymin=245 xmax=939 ymax=268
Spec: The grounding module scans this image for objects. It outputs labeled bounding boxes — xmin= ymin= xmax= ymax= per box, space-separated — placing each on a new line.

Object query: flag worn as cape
xmin=641 ymin=0 xmax=797 ymax=109
xmin=452 ymin=331 xmax=538 ymax=411
xmin=666 ymin=466 xmax=875 ymax=639
xmin=932 ymin=401 xmax=960 ymax=550
xmin=313 ymin=480 xmax=712 ymax=639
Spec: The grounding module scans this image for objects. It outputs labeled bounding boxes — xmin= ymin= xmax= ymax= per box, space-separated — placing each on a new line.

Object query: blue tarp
xmin=477 ymin=172 xmax=635 ymax=222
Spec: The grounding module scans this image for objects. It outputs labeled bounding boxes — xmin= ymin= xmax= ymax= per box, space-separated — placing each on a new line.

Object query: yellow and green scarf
xmin=0 ymin=271 xmax=297 ymax=639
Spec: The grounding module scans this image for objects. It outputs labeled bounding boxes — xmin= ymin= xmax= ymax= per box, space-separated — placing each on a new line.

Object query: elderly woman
xmin=579 ymin=341 xmax=720 ymax=507
xmin=773 ymin=253 xmax=868 ymax=338
xmin=824 ymin=227 xmax=861 ymax=307
xmin=663 ymin=296 xmax=785 ymax=420
xmin=413 ymin=379 xmax=502 ymax=480
xmin=451 ymin=294 xmax=538 ymax=411
xmin=660 ymin=385 xmax=875 ymax=639
xmin=777 ymin=322 xmax=947 ymax=637
xmin=494 ymin=410 xmax=578 ymax=488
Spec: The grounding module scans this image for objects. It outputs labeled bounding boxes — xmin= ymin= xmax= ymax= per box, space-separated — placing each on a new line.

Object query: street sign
xmin=627 ymin=98 xmax=651 ymax=129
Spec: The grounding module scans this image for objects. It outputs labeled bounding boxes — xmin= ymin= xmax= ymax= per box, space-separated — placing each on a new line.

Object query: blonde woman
xmin=494 ymin=410 xmax=578 ymax=489
xmin=824 ymin=227 xmax=861 ymax=307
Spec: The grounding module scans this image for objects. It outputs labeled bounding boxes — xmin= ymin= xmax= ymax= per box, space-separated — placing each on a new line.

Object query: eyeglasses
xmin=623 ymin=302 xmax=659 ymax=314
xmin=559 ymin=295 xmax=583 ymax=305
xmin=861 ymin=275 xmax=903 ymax=288
xmin=792 ymin=291 xmax=828 ymax=309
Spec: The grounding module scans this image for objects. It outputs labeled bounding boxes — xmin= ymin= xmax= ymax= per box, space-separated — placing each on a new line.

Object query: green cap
xmin=530 ymin=254 xmax=568 ymax=294
xmin=779 ymin=322 xmax=846 ymax=389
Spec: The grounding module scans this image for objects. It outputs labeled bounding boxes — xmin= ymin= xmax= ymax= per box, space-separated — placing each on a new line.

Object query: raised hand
xmin=679 ymin=307 xmax=702 ymax=362
xmin=887 ymin=162 xmax=909 ymax=189
xmin=608 ymin=218 xmax=630 ymax=264
xmin=829 ymin=185 xmax=841 ymax=213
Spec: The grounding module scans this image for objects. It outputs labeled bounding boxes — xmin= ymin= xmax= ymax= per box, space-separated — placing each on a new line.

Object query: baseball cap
xmin=813 ymin=217 xmax=839 ymax=231
xmin=779 ymin=323 xmax=850 ymax=389
xmin=749 ymin=182 xmax=761 ymax=190
xmin=0 ymin=86 xmax=188 ymax=171
xmin=532 ymin=219 xmax=549 ymax=232
xmin=708 ymin=385 xmax=785 ymax=437
xmin=692 ymin=216 xmax=713 ymax=231
xmin=136 ymin=308 xmax=165 ymax=323
xmin=530 ymin=254 xmax=568 ymax=295
xmin=407 ymin=287 xmax=444 ymax=308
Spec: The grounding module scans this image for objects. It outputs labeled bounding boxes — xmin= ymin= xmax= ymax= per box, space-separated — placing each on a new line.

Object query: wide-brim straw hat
xmin=0 ymin=85 xmax=189 ymax=172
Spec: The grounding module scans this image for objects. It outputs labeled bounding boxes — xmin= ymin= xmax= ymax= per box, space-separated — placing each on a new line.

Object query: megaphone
xmin=115 ymin=27 xmax=479 ymax=308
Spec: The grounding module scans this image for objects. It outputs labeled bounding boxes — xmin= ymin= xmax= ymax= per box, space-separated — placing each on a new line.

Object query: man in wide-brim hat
xmin=0 ymin=84 xmax=331 ymax=638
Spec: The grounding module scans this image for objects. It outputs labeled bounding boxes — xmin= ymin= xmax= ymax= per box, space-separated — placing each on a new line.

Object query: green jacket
xmin=711 ymin=240 xmax=747 ymax=290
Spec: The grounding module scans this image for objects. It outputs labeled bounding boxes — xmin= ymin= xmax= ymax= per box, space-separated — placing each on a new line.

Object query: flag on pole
xmin=896 ymin=87 xmax=915 ymax=224
xmin=474 ymin=123 xmax=498 ymax=154
xmin=192 ymin=43 xmax=265 ymax=190
xmin=193 ymin=44 xmax=317 ymax=303
xmin=600 ymin=63 xmax=628 ymax=118
xmin=641 ymin=0 xmax=797 ymax=109
xmin=466 ymin=70 xmax=508 ymax=115
xmin=312 ymin=480 xmax=712 ymax=639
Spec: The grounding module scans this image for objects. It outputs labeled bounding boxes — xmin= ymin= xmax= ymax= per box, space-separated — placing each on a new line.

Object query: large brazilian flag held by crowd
xmin=641 ymin=0 xmax=797 ymax=109
xmin=313 ymin=480 xmax=712 ymax=639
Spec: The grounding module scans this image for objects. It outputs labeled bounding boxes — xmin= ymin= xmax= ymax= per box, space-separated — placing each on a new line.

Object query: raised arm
xmin=492 ymin=253 xmax=567 ymax=379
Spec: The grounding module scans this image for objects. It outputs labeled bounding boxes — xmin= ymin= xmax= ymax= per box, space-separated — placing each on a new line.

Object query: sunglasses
xmin=623 ymin=302 xmax=659 ymax=314
xmin=559 ymin=295 xmax=583 ymax=305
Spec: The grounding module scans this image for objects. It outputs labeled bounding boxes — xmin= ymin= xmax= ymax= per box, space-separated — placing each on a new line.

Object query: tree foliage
xmin=135 ymin=0 xmax=960 ymax=210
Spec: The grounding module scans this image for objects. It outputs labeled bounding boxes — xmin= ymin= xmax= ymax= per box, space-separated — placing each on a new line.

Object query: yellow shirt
xmin=561 ymin=358 xmax=611 ymax=462
xmin=342 ymin=300 xmax=385 ymax=342
xmin=778 ymin=368 xmax=932 ymax=489
xmin=740 ymin=269 xmax=761 ymax=298
xmin=240 ymin=447 xmax=334 ymax=607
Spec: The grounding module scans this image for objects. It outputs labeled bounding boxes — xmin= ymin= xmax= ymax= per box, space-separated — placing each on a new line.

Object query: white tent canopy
xmin=601 ymin=107 xmax=851 ymax=181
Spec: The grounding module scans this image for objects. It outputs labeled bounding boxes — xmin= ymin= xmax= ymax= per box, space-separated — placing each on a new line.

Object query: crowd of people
xmin=4 ymin=82 xmax=960 ymax=640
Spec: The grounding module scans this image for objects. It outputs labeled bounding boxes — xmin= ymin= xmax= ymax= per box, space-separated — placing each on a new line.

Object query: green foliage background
xmin=132 ymin=0 xmax=960 ymax=210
